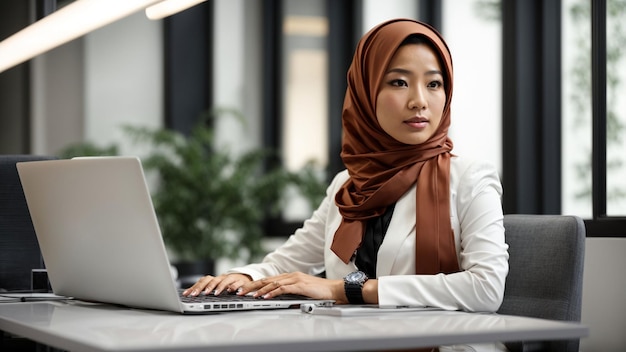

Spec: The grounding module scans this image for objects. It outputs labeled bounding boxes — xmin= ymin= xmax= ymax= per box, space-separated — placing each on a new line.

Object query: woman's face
xmin=375 ymin=43 xmax=446 ymax=145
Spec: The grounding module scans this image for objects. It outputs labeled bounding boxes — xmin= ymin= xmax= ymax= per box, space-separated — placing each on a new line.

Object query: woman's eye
xmin=428 ymin=80 xmax=443 ymax=89
xmin=390 ymin=79 xmax=408 ymax=87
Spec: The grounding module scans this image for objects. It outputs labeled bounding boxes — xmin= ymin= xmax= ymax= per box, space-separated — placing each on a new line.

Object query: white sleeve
xmin=378 ymin=161 xmax=509 ymax=312
xmin=226 ymin=172 xmax=346 ymax=280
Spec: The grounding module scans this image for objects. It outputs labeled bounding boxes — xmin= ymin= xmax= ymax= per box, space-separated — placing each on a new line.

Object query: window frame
xmin=587 ymin=0 xmax=626 ymax=236
xmin=502 ymin=0 xmax=626 ymax=237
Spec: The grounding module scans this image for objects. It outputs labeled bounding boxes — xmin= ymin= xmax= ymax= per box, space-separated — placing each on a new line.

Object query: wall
xmin=211 ymin=0 xmax=264 ymax=273
xmin=29 ymin=12 xmax=162 ymax=157
xmin=212 ymin=0 xmax=262 ymax=156
xmin=84 ymin=12 xmax=163 ymax=156
xmin=580 ymin=238 xmax=626 ymax=351
xmin=31 ymin=40 xmax=84 ymax=155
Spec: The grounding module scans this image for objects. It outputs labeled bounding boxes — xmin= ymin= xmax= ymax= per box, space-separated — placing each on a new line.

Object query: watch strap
xmin=344 ymin=282 xmax=365 ymax=304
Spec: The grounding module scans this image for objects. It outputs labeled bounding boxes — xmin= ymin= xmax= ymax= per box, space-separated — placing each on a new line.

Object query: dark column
xmin=327 ymin=0 xmax=360 ymax=177
xmin=501 ymin=0 xmax=562 ymax=214
xmin=163 ymin=2 xmax=213 ymax=135
xmin=419 ymin=0 xmax=443 ymax=32
xmin=0 ymin=1 xmax=33 ymax=153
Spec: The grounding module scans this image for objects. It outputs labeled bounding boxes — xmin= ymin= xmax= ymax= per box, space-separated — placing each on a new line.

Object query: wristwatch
xmin=344 ymin=270 xmax=368 ymax=304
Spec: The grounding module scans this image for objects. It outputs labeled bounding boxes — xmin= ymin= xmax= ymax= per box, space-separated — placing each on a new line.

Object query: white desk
xmin=0 ymin=301 xmax=588 ymax=352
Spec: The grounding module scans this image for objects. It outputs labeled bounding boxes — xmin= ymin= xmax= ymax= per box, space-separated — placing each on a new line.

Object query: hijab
xmin=330 ymin=18 xmax=460 ymax=275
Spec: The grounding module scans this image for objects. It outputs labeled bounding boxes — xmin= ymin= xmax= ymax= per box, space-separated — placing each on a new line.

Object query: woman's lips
xmin=404 ymin=117 xmax=428 ymax=129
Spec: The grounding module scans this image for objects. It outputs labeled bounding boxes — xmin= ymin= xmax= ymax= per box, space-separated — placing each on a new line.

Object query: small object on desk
xmin=0 ymin=292 xmax=71 ymax=302
xmin=301 ymin=304 xmax=442 ymax=316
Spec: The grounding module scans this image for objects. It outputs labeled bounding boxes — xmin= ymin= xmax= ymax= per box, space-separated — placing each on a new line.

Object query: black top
xmin=355 ymin=204 xmax=396 ymax=278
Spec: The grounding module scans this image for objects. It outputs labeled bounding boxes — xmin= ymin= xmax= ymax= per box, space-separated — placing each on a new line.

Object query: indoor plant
xmin=125 ymin=121 xmax=290 ymax=265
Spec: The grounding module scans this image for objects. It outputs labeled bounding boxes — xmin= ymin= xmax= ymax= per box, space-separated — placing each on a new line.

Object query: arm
xmin=184 ymin=172 xmax=350 ymax=298
xmin=227 ymin=171 xmax=352 ymax=280
xmin=378 ymin=159 xmax=509 ymax=312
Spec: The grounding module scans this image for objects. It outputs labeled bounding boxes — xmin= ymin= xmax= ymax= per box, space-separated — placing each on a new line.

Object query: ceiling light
xmin=0 ymin=0 xmax=163 ymax=74
xmin=145 ymin=0 xmax=207 ymax=20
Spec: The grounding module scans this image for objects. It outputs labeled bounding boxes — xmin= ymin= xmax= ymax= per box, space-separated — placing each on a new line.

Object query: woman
xmin=184 ymin=18 xmax=508 ymax=313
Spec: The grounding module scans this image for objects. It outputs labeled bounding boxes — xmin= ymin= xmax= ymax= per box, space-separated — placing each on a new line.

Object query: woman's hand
xmin=238 ymin=272 xmax=348 ymax=304
xmin=182 ymin=273 xmax=252 ymax=296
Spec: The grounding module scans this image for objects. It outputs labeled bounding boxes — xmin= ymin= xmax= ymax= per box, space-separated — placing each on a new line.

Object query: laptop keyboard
xmin=178 ymin=290 xmax=311 ymax=303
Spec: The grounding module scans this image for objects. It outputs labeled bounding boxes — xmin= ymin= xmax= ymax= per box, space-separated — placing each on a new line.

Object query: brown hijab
xmin=330 ymin=19 xmax=460 ymax=275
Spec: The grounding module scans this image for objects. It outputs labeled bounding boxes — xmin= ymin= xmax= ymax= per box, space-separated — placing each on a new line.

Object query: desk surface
xmin=0 ymin=301 xmax=588 ymax=352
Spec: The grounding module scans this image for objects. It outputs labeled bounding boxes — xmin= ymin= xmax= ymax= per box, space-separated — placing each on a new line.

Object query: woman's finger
xmin=213 ymin=274 xmax=253 ymax=295
xmin=248 ymin=276 xmax=291 ymax=298
xmin=182 ymin=275 xmax=216 ymax=296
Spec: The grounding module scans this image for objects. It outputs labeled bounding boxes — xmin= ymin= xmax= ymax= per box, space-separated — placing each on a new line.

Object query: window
xmin=280 ymin=1 xmax=329 ymax=221
xmin=500 ymin=0 xmax=625 ymax=236
xmin=562 ymin=0 xmax=593 ymax=217
xmin=604 ymin=0 xmax=626 ymax=216
xmin=261 ymin=0 xmax=359 ymax=236
xmin=563 ymin=0 xmax=626 ymax=235
xmin=262 ymin=0 xmax=626 ymax=238
xmin=443 ymin=0 xmax=502 ymax=172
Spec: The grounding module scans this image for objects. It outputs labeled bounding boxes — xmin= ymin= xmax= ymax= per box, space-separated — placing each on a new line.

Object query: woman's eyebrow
xmin=384 ymin=68 xmax=443 ymax=76
xmin=385 ymin=67 xmax=413 ymax=75
xmin=425 ymin=70 xmax=443 ymax=76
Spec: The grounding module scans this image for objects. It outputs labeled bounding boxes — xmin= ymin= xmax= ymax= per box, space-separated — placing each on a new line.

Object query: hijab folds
xmin=330 ymin=19 xmax=460 ymax=275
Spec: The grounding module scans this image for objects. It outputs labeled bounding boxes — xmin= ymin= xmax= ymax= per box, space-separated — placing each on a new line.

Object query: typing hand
xmin=182 ymin=273 xmax=252 ymax=297
xmin=238 ymin=272 xmax=345 ymax=303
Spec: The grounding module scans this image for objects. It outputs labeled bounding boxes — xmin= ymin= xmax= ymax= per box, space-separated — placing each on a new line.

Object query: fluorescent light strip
xmin=0 ymin=0 xmax=163 ymax=74
xmin=145 ymin=0 xmax=207 ymax=20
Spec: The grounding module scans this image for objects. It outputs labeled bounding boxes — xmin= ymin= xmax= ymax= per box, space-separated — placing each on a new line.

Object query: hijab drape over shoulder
xmin=331 ymin=19 xmax=460 ymax=275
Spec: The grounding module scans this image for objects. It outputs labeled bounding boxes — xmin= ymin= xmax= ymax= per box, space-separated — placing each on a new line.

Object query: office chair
xmin=498 ymin=214 xmax=586 ymax=352
xmin=0 ymin=155 xmax=56 ymax=292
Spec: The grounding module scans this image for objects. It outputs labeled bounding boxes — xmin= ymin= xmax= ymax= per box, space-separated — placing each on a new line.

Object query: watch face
xmin=346 ymin=271 xmax=367 ymax=283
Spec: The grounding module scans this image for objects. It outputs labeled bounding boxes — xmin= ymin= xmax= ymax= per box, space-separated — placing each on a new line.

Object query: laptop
xmin=16 ymin=156 xmax=334 ymax=314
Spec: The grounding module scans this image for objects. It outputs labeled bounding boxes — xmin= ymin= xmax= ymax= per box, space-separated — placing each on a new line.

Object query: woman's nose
xmin=407 ymin=87 xmax=426 ymax=110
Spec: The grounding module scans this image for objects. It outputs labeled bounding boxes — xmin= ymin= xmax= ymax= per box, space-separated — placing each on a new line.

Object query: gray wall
xmin=580 ymin=238 xmax=626 ymax=351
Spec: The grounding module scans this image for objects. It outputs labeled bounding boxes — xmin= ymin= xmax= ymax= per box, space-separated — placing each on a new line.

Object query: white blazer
xmin=230 ymin=156 xmax=509 ymax=312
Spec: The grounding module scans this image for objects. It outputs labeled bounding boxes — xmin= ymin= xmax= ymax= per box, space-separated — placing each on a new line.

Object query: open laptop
xmin=16 ymin=156 xmax=334 ymax=314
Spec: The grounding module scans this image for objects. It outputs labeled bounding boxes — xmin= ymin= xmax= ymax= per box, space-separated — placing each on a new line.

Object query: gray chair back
xmin=499 ymin=214 xmax=585 ymax=352
xmin=0 ymin=155 xmax=57 ymax=291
